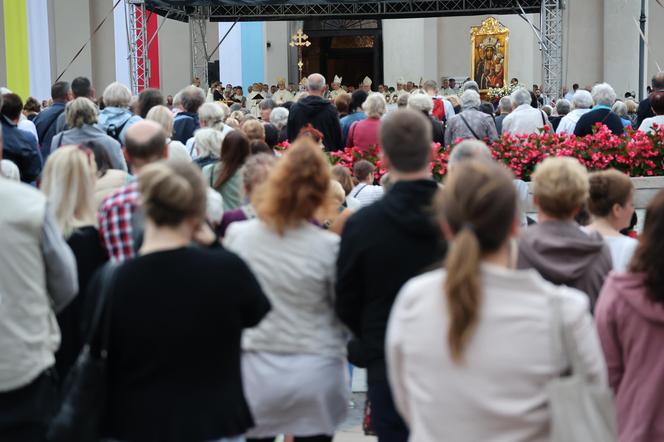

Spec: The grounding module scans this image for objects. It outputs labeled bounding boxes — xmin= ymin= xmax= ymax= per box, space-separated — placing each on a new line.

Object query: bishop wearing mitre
xmin=272 ymin=77 xmax=295 ymax=105
xmin=329 ymin=75 xmax=344 ymax=100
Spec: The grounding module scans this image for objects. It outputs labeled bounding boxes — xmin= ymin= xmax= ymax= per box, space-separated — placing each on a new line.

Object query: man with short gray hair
xmin=494 ymin=96 xmax=512 ymax=134
xmin=548 ymin=98 xmax=571 ymax=132
xmin=502 ymin=87 xmax=551 ymax=135
xmin=556 ymin=90 xmax=593 ymax=134
xmin=336 ymin=109 xmax=446 ymax=442
xmin=286 ymin=73 xmax=343 ymax=150
xmin=574 ymin=82 xmax=624 ymax=136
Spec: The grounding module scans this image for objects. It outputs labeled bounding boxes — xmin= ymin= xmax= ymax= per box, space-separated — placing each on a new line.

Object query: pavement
xmin=334 ymin=393 xmax=377 ymax=442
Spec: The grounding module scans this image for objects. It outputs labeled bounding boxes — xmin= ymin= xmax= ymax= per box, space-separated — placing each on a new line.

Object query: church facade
xmin=0 ymin=0 xmax=662 ymax=100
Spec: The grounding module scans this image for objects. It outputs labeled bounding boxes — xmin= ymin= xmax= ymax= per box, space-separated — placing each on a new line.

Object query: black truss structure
xmin=145 ymin=0 xmax=542 ymax=22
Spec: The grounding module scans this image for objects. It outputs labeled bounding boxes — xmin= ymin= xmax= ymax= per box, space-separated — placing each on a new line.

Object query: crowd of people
xmin=1 ymin=69 xmax=664 ymax=442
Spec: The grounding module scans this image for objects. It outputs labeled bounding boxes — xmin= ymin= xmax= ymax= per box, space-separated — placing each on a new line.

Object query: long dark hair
xmin=213 ymin=130 xmax=250 ymax=189
xmin=437 ymin=161 xmax=517 ymax=363
xmin=629 ymin=189 xmax=664 ymax=304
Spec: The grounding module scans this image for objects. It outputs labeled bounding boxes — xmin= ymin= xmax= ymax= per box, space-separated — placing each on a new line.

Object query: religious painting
xmin=470 ymin=17 xmax=509 ymax=91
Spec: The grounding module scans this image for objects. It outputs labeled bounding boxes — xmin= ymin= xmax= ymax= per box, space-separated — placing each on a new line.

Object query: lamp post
xmin=638 ymin=0 xmax=646 ymax=99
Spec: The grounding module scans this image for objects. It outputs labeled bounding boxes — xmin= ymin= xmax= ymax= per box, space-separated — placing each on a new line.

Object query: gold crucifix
xmin=289 ymin=29 xmax=311 ymax=77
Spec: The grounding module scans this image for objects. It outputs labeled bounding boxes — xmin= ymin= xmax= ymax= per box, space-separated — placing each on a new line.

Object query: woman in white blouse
xmin=584 ymin=169 xmax=637 ymax=271
xmin=386 ymin=160 xmax=607 ymax=442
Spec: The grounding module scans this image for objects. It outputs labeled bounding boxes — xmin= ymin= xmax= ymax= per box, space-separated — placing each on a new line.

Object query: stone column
xmin=603 ymin=0 xmax=640 ymax=96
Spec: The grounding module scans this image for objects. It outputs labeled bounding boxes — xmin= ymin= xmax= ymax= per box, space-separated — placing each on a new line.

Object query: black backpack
xmin=105 ymin=117 xmax=130 ymax=142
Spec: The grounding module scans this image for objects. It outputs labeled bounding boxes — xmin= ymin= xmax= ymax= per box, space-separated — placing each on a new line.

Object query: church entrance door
xmin=302 ymin=20 xmax=383 ymax=88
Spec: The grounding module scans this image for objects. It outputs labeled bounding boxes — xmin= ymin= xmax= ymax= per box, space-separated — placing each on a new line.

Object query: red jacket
xmin=347 ymin=118 xmax=381 ymax=151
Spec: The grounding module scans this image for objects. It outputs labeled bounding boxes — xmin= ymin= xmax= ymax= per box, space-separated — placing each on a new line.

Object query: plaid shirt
xmin=98 ymin=181 xmax=139 ymax=262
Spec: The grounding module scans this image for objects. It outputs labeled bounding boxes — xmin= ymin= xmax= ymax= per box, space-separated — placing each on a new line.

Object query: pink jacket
xmin=346 ymin=117 xmax=380 ymax=151
xmin=596 ymin=272 xmax=664 ymax=442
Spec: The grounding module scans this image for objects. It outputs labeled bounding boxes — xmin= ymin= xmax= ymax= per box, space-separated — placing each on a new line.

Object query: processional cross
xmin=289 ymin=29 xmax=311 ymax=77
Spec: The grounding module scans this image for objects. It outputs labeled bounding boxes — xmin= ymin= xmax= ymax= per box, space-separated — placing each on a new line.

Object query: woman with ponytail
xmin=386 ymin=160 xmax=607 ymax=441
xmin=98 ymin=159 xmax=270 ymax=442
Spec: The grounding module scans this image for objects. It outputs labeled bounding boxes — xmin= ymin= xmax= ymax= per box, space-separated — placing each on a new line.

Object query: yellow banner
xmin=4 ymin=0 xmax=30 ymax=100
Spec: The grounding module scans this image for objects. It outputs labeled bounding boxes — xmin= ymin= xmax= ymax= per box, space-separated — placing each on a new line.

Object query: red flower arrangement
xmin=275 ymin=123 xmax=664 ymax=182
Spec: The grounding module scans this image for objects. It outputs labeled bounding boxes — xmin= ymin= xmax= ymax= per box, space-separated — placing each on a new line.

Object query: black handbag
xmin=47 ymin=262 xmax=119 ymax=442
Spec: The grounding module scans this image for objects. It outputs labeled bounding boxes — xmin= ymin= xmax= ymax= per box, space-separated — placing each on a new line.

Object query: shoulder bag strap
xmin=353 ymin=184 xmax=369 ymax=198
xmin=209 ymin=164 xmax=215 ymax=188
xmin=84 ymin=262 xmax=120 ymax=356
xmin=56 ymin=131 xmax=65 ymax=148
xmin=550 ymin=294 xmax=586 ymax=378
xmin=459 ymin=114 xmax=481 ymax=140
xmin=38 ymin=109 xmax=64 ymax=142
xmin=541 ymin=110 xmax=547 ymax=126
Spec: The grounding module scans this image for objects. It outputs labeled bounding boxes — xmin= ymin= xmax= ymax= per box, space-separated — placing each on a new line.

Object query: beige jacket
xmin=387 ymin=265 xmax=607 ymax=442
xmin=0 ymin=178 xmax=78 ymax=391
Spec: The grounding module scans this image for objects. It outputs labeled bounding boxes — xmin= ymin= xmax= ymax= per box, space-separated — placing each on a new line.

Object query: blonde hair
xmin=65 ymin=97 xmax=98 ymax=128
xmin=533 ymin=156 xmax=589 ymax=219
xmin=193 ymin=128 xmax=223 ymax=158
xmin=329 ymin=179 xmax=346 ymax=205
xmin=146 ymin=105 xmax=175 ymax=137
xmin=225 ymin=118 xmax=240 ymax=130
xmin=437 ymin=160 xmax=516 ymax=363
xmin=253 ymin=139 xmax=332 ymax=235
xmin=138 ymin=159 xmax=207 ymax=226
xmin=242 ymin=119 xmax=265 ymax=142
xmin=41 ymin=145 xmax=98 ymax=237
xmin=198 ymin=102 xmax=227 ymax=131
xmin=103 ymin=82 xmax=132 ymax=107
xmin=230 ymin=110 xmax=245 ymax=124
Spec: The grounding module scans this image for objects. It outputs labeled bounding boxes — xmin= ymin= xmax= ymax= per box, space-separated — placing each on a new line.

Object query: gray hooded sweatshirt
xmin=517 ymin=220 xmax=613 ymax=311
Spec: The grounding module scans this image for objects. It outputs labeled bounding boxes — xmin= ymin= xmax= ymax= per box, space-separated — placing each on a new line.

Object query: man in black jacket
xmin=574 ymin=83 xmax=624 ymax=136
xmin=637 ymin=72 xmax=664 ymax=127
xmin=1 ymin=93 xmax=42 ymax=183
xmin=33 ymin=81 xmax=71 ymax=157
xmin=336 ymin=109 xmax=446 ymax=442
xmin=287 ymin=73 xmax=343 ymax=151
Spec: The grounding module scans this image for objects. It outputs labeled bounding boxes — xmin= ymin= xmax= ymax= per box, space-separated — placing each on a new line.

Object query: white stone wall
xmin=264 ymin=21 xmax=290 ymax=85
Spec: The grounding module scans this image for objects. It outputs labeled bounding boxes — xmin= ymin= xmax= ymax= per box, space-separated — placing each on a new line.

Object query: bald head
xmin=653 ymin=72 xmax=664 ymax=90
xmin=307 ymin=73 xmax=326 ymax=95
xmin=125 ymin=120 xmax=167 ymax=165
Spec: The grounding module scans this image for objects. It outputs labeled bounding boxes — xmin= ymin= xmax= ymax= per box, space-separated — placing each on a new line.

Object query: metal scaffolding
xmin=540 ymin=0 xmax=564 ymax=99
xmin=146 ymin=0 xmax=542 ymax=22
xmin=125 ymin=0 xmax=149 ymax=95
xmin=189 ymin=7 xmax=211 ymax=89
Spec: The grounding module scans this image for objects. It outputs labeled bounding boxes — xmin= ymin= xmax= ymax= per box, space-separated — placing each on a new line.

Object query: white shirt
xmin=556 ymin=108 xmax=592 ymax=134
xmin=349 ymin=183 xmax=384 ymax=207
xmin=18 ymin=118 xmax=38 ymax=141
xmin=638 ymin=115 xmax=664 ymax=134
xmin=386 ymin=265 xmax=607 ymax=442
xmin=502 ymin=104 xmax=550 ymax=135
xmin=604 ymin=235 xmax=638 ymax=272
xmin=581 ymin=227 xmax=638 ymax=272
